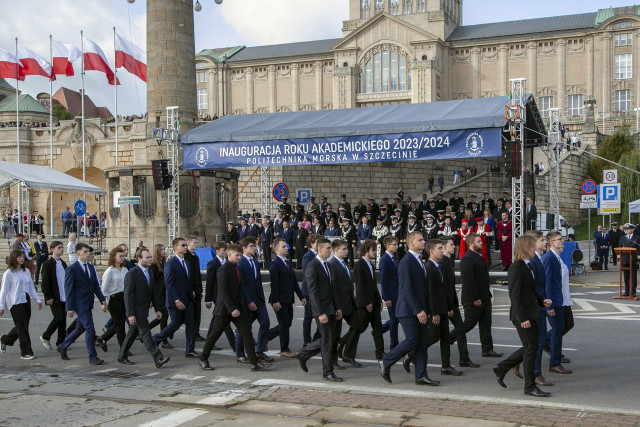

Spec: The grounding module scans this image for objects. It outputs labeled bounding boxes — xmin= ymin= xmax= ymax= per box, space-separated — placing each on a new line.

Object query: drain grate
xmin=95 ymin=371 xmax=141 ymax=379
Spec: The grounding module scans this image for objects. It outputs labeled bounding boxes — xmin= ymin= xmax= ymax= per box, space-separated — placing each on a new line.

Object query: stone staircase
xmin=425 ymin=170 xmax=514 ymax=201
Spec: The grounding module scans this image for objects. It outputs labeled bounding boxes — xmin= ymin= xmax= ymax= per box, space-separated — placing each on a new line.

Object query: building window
xmin=614 ymin=33 xmax=633 ymax=46
xmin=539 ymin=96 xmax=554 ymax=118
xmin=403 ymin=0 xmax=412 ymax=14
xmin=375 ymin=0 xmax=384 ymax=14
xmin=389 ymin=0 xmax=399 ymax=15
xmin=196 ymin=71 xmax=207 ymax=83
xmin=197 ymin=88 xmax=208 ymax=111
xmin=360 ymin=46 xmax=410 ymax=94
xmin=133 ymin=181 xmax=157 ymax=219
xmin=615 ymin=89 xmax=631 ymax=112
xmin=615 ymin=54 xmax=632 ymax=79
xmin=417 ymin=0 xmax=426 ymax=13
xmin=567 ymin=94 xmax=583 ymax=116
xmin=361 ymin=0 xmax=370 ymax=18
xmin=179 ymin=183 xmax=199 ymax=218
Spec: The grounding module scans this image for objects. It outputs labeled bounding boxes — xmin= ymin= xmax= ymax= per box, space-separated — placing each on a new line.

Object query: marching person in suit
xmin=185 ymin=237 xmax=206 ymax=341
xmin=118 ymin=248 xmax=170 ymax=368
xmin=380 ymin=231 xmax=438 ymax=386
xmin=296 ymin=238 xmax=344 ymax=382
xmin=380 ymin=236 xmax=400 ymax=351
xmin=620 ymin=224 xmax=640 ymax=297
xmin=57 ymin=243 xmax=108 ymax=365
xmin=204 ymin=242 xmax=236 ymax=351
xmin=595 ymin=227 xmax=611 ymax=270
xmin=301 ymin=234 xmax=322 ymax=347
xmin=493 ymin=235 xmax=552 ymax=397
xmin=198 ymin=244 xmax=272 ymax=372
xmin=39 ymin=241 xmax=68 ymax=349
xmin=261 ymin=217 xmax=274 ymax=265
xmin=268 ymin=238 xmax=306 ymax=358
xmin=152 ymin=238 xmax=198 ymax=358
xmin=148 ymin=245 xmax=172 ymax=349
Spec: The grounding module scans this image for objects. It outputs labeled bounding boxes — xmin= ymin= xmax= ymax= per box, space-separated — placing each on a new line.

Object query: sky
xmin=0 ymin=0 xmax=635 ymax=116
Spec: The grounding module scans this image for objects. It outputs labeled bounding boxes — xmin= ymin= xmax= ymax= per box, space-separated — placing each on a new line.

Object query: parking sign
xmin=297 ymin=188 xmax=312 ymax=204
xmin=598 ymin=183 xmax=621 ymax=213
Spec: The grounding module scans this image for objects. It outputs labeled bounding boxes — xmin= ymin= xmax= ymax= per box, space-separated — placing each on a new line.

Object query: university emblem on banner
xmin=465 ymin=132 xmax=484 ymax=157
xmin=195 ymin=147 xmax=209 ymax=168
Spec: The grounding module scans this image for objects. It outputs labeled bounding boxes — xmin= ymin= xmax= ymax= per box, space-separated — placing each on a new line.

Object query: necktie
xmin=250 ymin=258 xmax=258 ymax=278
xmin=323 ymin=261 xmax=331 ymax=281
xmin=84 ymin=263 xmax=89 ymax=279
xmin=527 ymin=263 xmax=535 ymax=279
xmin=342 ymin=261 xmax=351 ymax=280
xmin=181 ymin=259 xmax=189 ymax=277
xmin=142 ymin=267 xmax=150 ymax=286
xmin=235 ymin=265 xmax=242 ymax=286
xmin=285 ymin=259 xmax=291 ymax=271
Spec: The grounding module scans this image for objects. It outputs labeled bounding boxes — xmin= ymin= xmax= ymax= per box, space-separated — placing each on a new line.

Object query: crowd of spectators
xmin=198 ymin=113 xmax=219 ymax=121
xmin=0 ymin=121 xmax=60 ymax=128
xmin=106 ymin=114 xmax=145 ymax=124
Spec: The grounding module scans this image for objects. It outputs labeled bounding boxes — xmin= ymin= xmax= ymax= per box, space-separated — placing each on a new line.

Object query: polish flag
xmin=52 ymin=42 xmax=81 ymax=77
xmin=0 ymin=48 xmax=25 ymax=81
xmin=17 ymin=45 xmax=54 ymax=80
xmin=115 ymin=34 xmax=146 ymax=82
xmin=83 ymin=37 xmax=119 ymax=85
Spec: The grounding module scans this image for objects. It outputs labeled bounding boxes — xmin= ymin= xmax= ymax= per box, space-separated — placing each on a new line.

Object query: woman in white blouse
xmin=0 ymin=250 xmax=42 ymax=359
xmin=95 ymin=247 xmax=128 ymax=351
xmin=67 ymin=233 xmax=78 ymax=264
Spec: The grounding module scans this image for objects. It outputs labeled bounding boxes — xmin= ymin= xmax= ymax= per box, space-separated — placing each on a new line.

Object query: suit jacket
xmin=261 ymin=225 xmax=274 ymax=246
xmin=149 ymin=263 xmax=166 ymax=308
xmin=34 ymin=241 xmax=48 ymax=261
xmin=238 ymin=255 xmax=266 ymax=306
xmin=268 ymin=256 xmax=302 ymax=305
xmin=164 ymin=256 xmax=195 ymax=308
xmin=64 ymin=261 xmax=105 ymax=312
xmin=205 ymin=256 xmax=224 ymax=303
xmin=460 ymin=250 xmax=491 ymax=305
xmin=542 ymin=250 xmax=563 ymax=311
xmin=395 ymin=252 xmax=429 ymax=318
xmin=237 ymin=226 xmax=250 ymax=241
xmin=305 ymin=257 xmax=340 ymax=317
xmin=353 ymin=258 xmax=381 ymax=309
xmin=274 ymin=218 xmax=284 ymax=237
xmin=247 ymin=223 xmax=259 ymax=238
xmin=440 ymin=255 xmax=459 ymax=309
xmin=41 ymin=257 xmax=67 ymax=302
xmin=356 ymin=224 xmax=372 ymax=242
xmin=508 ymin=260 xmax=544 ymax=323
xmin=324 ymin=227 xmax=340 ymax=237
xmin=311 ymin=224 xmax=325 ymax=235
xmin=184 ymin=250 xmax=203 ymax=296
xmin=595 ymin=231 xmax=611 ymax=250
xmin=281 ymin=227 xmax=294 ymax=247
xmin=529 ymin=253 xmax=546 ymax=300
xmin=427 ymin=259 xmax=450 ymax=315
xmin=525 ymin=204 xmax=537 ymax=228
xmin=214 ymin=261 xmax=244 ymax=317
xmin=329 ymin=257 xmax=356 ymax=316
xmin=123 ymin=266 xmax=161 ymax=319
xmin=300 ymin=249 xmax=317 ymax=297
xmin=379 ymin=251 xmax=399 ymax=302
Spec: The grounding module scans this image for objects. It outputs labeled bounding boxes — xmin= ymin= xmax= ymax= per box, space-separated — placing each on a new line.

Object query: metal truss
xmin=509 ymin=78 xmax=526 ymax=248
xmin=547 ymin=108 xmax=562 ymax=230
xmin=260 ymin=166 xmax=272 ymax=218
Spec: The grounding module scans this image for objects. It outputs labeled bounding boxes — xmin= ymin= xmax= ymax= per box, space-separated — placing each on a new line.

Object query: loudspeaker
xmin=152 ymin=159 xmax=172 ymax=190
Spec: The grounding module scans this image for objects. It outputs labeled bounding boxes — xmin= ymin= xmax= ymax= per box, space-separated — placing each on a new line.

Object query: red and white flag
xmin=0 ymin=48 xmax=25 ymax=81
xmin=115 ymin=34 xmax=146 ymax=82
xmin=83 ymin=37 xmax=119 ymax=85
xmin=52 ymin=41 xmax=81 ymax=77
xmin=17 ymin=45 xmax=54 ymax=80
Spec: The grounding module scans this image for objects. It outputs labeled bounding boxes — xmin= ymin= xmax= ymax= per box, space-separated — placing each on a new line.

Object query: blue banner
xmin=183 ymin=128 xmax=501 ymax=170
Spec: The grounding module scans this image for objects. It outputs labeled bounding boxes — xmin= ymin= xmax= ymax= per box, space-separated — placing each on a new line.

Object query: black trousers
xmin=42 ymin=301 xmax=67 ymax=346
xmin=273 ymin=303 xmax=294 ymax=352
xmin=297 ymin=316 xmax=337 ymax=375
xmin=194 ymin=294 xmax=203 ymax=336
xmin=448 ymin=307 xmax=471 ymax=363
xmin=206 ymin=314 xmax=236 ymax=349
xmin=458 ymin=300 xmax=494 ymax=353
xmin=101 ymin=293 xmax=126 ymax=347
xmin=427 ymin=315 xmax=451 ymax=368
xmin=35 ymin=257 xmax=47 ymax=285
xmin=336 ymin=311 xmax=361 ymax=359
xmin=149 ymin=306 xmax=169 ymax=333
xmin=302 ymin=304 xmax=320 ymax=345
xmin=497 ymin=320 xmax=539 ymax=391
xmin=1 ymin=302 xmax=33 ymax=356
xmin=622 ymin=262 xmax=638 ymax=295
xmin=340 ymin=308 xmax=384 ymax=358
xmin=262 ymin=244 xmax=272 ymax=266
xmin=563 ymin=306 xmax=574 ymax=335
xmin=119 ymin=317 xmax=163 ymax=362
xmin=201 ymin=313 xmax=257 ymax=363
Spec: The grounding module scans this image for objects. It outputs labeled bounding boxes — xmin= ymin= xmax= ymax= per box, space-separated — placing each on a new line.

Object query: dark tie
xmin=181 ymin=259 xmax=189 ymax=278
xmin=323 ymin=261 xmax=331 ymax=281
xmin=235 ymin=265 xmax=242 ymax=286
xmin=342 ymin=261 xmax=351 ymax=280
xmin=84 ymin=263 xmax=89 ymax=279
xmin=285 ymin=259 xmax=291 ymax=271
xmin=250 ymin=258 xmax=258 ymax=278
xmin=527 ymin=263 xmax=534 ymax=279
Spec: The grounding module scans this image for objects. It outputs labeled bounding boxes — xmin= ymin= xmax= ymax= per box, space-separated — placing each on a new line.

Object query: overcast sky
xmin=0 ymin=0 xmax=633 ymax=116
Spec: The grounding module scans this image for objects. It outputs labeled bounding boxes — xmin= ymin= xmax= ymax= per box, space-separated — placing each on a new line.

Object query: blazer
xmin=41 ymin=257 xmax=67 ymax=302
xmin=426 ymin=259 xmax=450 ymax=315
xmin=274 ymin=218 xmax=284 ymax=237
xmin=184 ymin=251 xmax=203 ymax=296
xmin=238 ymin=255 xmax=266 ymax=306
xmin=305 ymin=257 xmax=340 ymax=317
xmin=459 ymin=250 xmax=491 ymax=306
xmin=542 ymin=250 xmax=564 ymax=311
xmin=247 ymin=223 xmax=259 ymax=238
xmin=311 ymin=224 xmax=325 ymax=235
xmin=149 ymin=263 xmax=166 ymax=308
xmin=205 ymin=256 xmax=224 ymax=303
xmin=300 ymin=249 xmax=317 ymax=298
xmin=123 ymin=266 xmax=161 ymax=319
xmin=329 ymin=257 xmax=356 ymax=316
xmin=237 ymin=226 xmax=250 ymax=241
xmin=508 ymin=260 xmax=544 ymax=323
xmin=64 ymin=261 xmax=105 ymax=312
xmin=268 ymin=256 xmax=303 ymax=305
xmin=594 ymin=231 xmax=611 ymax=249
xmin=214 ymin=261 xmax=244 ymax=317
xmin=34 ymin=241 xmax=48 ymax=261
xmin=281 ymin=227 xmax=294 ymax=246
xmin=164 ymin=256 xmax=195 ymax=308
xmin=324 ymin=227 xmax=340 ymax=237
xmin=440 ymin=255 xmax=459 ymax=309
xmin=529 ymin=254 xmax=546 ymax=300
xmin=261 ymin=225 xmax=274 ymax=246
xmin=379 ymin=251 xmax=399 ymax=302
xmin=353 ymin=258 xmax=381 ymax=309
xmin=395 ymin=252 xmax=429 ymax=318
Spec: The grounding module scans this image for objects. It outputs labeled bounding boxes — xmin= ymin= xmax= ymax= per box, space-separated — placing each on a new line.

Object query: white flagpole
xmin=114 ymin=27 xmax=119 ymax=167
xmin=81 ymin=31 xmax=86 ymax=238
xmin=15 ymin=37 xmax=22 ymax=234
xmin=49 ymin=35 xmax=54 ymax=238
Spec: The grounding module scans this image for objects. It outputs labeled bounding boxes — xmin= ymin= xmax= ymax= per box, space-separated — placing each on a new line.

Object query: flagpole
xmin=49 ymin=35 xmax=54 ymax=238
xmin=15 ymin=37 xmax=22 ymax=235
xmin=114 ymin=27 xmax=119 ymax=167
xmin=81 ymin=31 xmax=86 ymax=238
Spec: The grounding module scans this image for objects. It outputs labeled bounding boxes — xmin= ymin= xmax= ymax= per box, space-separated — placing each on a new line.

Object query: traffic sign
xmin=272 ymin=182 xmax=289 ymax=202
xmin=581 ymin=179 xmax=597 ymax=195
xmin=603 ymin=169 xmax=618 ymax=183
xmin=74 ymin=200 xmax=86 ymax=216
xmin=118 ymin=196 xmax=141 ymax=205
xmin=297 ymin=188 xmax=312 ymax=204
xmin=598 ymin=183 xmax=621 ymax=213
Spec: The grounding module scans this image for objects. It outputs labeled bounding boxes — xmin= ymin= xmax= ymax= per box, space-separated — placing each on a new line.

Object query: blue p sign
xmin=297 ymin=189 xmax=312 ymax=204
xmin=604 ymin=186 xmax=618 ymax=200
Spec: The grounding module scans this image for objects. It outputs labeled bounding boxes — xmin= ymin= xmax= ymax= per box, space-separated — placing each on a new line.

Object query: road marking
xmin=213 ymin=377 xmax=251 ymax=385
xmin=197 ymin=390 xmax=247 ymax=406
xmin=572 ymin=299 xmax=597 ymax=312
xmin=170 ymin=374 xmax=205 ymax=381
xmin=588 ymin=291 xmax=618 ymax=295
xmin=610 ymin=302 xmax=636 ymax=314
xmin=92 ymin=368 xmax=118 ymax=374
xmin=139 ymin=409 xmax=207 ymax=427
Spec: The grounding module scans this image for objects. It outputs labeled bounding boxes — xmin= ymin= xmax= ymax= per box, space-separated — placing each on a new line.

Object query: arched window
xmin=133 ymin=180 xmax=157 ymax=219
xmin=389 ymin=0 xmax=399 ymax=15
xmin=361 ymin=0 xmax=370 ymax=18
xmin=417 ymin=0 xmax=427 ymax=13
xmin=179 ymin=183 xmax=199 ymax=218
xmin=403 ymin=0 xmax=413 ymax=14
xmin=359 ymin=45 xmax=411 ymax=94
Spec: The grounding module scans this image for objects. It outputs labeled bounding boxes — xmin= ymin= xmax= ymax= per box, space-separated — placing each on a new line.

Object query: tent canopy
xmin=629 ymin=199 xmax=640 ymax=213
xmin=0 ymin=161 xmax=105 ymax=194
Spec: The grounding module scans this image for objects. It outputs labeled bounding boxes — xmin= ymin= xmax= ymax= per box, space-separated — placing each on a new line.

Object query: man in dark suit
xmin=525 ymin=197 xmax=537 ymax=231
xmin=40 ymin=241 xmax=67 ymax=349
xmin=595 ymin=227 xmax=611 ymax=270
xmin=324 ymin=219 xmax=340 ymax=237
xmin=331 ymin=239 xmax=360 ymax=369
xmin=296 ymin=238 xmax=343 ymax=382
xmin=380 ymin=231 xmax=438 ymax=386
xmin=608 ymin=222 xmax=624 ymax=266
xmin=261 ymin=217 xmax=274 ymax=266
xmin=185 ymin=237 xmax=206 ymax=341
xmin=57 ymin=243 xmax=108 ymax=365
xmin=301 ymin=234 xmax=322 ymax=346
xmin=268 ymin=238 xmax=306 ymax=358
xmin=247 ymin=216 xmax=259 ymax=238
xmin=118 ymin=248 xmax=170 ymax=368
xmin=153 ymin=237 xmax=198 ymax=357
xmin=237 ymin=218 xmax=250 ymax=242
xmin=205 ymin=242 xmax=236 ymax=350
xmin=380 ymin=236 xmax=400 ymax=351
xmin=198 ymin=244 xmax=271 ymax=372
xmin=281 ymin=221 xmax=295 ymax=262
xmin=311 ymin=216 xmax=325 ymax=236
xmin=620 ymin=224 xmax=640 ymax=297
xmin=34 ymin=234 xmax=48 ymax=288
xmin=273 ymin=212 xmax=285 ymax=238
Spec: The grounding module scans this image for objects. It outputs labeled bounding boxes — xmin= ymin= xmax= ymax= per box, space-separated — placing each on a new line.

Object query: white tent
xmin=628 ymin=198 xmax=640 ymax=223
xmin=0 ymin=161 xmax=104 ymax=194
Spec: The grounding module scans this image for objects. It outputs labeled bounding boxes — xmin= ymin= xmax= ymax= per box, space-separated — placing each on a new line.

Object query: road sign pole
xmin=128 ymin=204 xmax=131 ymax=255
xmin=588 ymin=208 xmax=591 ymax=264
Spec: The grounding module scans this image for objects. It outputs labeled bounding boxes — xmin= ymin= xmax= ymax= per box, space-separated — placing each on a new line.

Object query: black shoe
xmin=441 ymin=366 xmax=463 ymax=376
xmin=195 ymin=335 xmax=206 ymax=342
xmin=337 ymin=342 xmax=344 ymax=359
xmin=138 ymin=335 xmax=143 ymax=343
xmin=161 ymin=341 xmax=174 ymax=349
xmin=493 ymin=364 xmax=507 ymax=388
xmin=379 ymin=360 xmax=392 ymax=383
xmin=375 ymin=352 xmax=386 ymax=361
xmin=237 ymin=356 xmax=251 ymax=364
xmin=459 ymin=360 xmax=480 ymax=368
xmin=525 ymin=387 xmax=551 ymax=397
xmin=342 ymin=357 xmax=362 ymax=368
xmin=561 ymin=355 xmax=571 ymax=364
xmin=155 ymin=356 xmax=170 ymax=368
xmin=334 ymin=361 xmax=346 ymax=370
xmin=402 ymin=356 xmax=411 ymax=373
xmin=117 ymin=358 xmax=135 ymax=365
xmin=198 ymin=359 xmax=215 ymax=371
xmin=89 ymin=357 xmax=104 ymax=365
xmin=296 ymin=353 xmax=308 ymax=372
xmin=57 ymin=345 xmax=69 ymax=361
xmin=251 ymin=361 xmax=272 ymax=371
xmin=449 ymin=335 xmax=457 ymax=346
xmin=482 ymin=350 xmax=503 ymax=358
xmin=184 ymin=351 xmax=199 ymax=358
xmin=95 ymin=337 xmax=107 ymax=352
xmin=415 ymin=376 xmax=440 ymax=386
xmin=323 ymin=372 xmax=343 ymax=382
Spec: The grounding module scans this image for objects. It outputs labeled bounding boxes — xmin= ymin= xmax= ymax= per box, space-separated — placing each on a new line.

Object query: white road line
xmin=197 ymin=390 xmax=247 ymax=406
xmin=170 ymin=374 xmax=205 ymax=381
xmin=139 ymin=409 xmax=208 ymax=427
xmin=610 ymin=302 xmax=636 ymax=314
xmin=587 ymin=291 xmax=618 ymax=295
xmin=572 ymin=299 xmax=597 ymax=312
xmin=213 ymin=377 xmax=251 ymax=385
xmin=92 ymin=368 xmax=118 ymax=374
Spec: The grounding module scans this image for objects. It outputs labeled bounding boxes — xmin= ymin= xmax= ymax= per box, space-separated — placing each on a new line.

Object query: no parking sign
xmin=272 ymin=183 xmax=289 ymax=202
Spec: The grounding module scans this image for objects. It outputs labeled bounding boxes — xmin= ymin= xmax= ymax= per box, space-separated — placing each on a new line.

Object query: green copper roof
xmin=196 ymin=46 xmax=244 ymax=64
xmin=0 ymin=78 xmax=15 ymax=91
xmin=0 ymin=94 xmax=50 ymax=114
xmin=595 ymin=6 xmax=640 ymax=27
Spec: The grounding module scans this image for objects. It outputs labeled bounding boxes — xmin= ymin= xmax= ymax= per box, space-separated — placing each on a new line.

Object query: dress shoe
xmin=415 ymin=376 xmax=440 ymax=386
xmin=524 ymin=387 xmax=551 ymax=397
xmin=622 ymin=293 xmax=630 ymax=297
xmin=561 ymin=355 xmax=571 ymax=364
xmin=323 ymin=372 xmax=343 ymax=382
xmin=482 ymin=350 xmax=503 ymax=357
xmin=513 ymin=364 xmax=523 ymax=379
xmin=57 ymin=345 xmax=69 ymax=360
xmin=459 ymin=360 xmax=480 ymax=368
xmin=375 ymin=352 xmax=386 ymax=360
xmin=449 ymin=335 xmax=457 ymax=346
xmin=89 ymin=357 xmax=104 ymax=365
xmin=402 ymin=356 xmax=411 ymax=373
xmin=138 ymin=335 xmax=143 ymax=343
xmin=337 ymin=342 xmax=345 ymax=359
xmin=279 ymin=351 xmax=295 ymax=358
xmin=296 ymin=353 xmax=308 ymax=372
xmin=155 ymin=356 xmax=170 ymax=368
xmin=40 ymin=336 xmax=52 ymax=350
xmin=379 ymin=360 xmax=392 ymax=383
xmin=95 ymin=337 xmax=108 ymax=352
xmin=251 ymin=361 xmax=272 ymax=371
xmin=117 ymin=358 xmax=135 ymax=365
xmin=549 ymin=365 xmax=572 ymax=374
xmin=441 ymin=366 xmax=463 ymax=376
xmin=161 ymin=341 xmax=174 ymax=349
xmin=342 ymin=357 xmax=363 ymax=368
xmin=198 ymin=359 xmax=215 ymax=371
xmin=184 ymin=351 xmax=199 ymax=358
xmin=493 ymin=364 xmax=507 ymax=388
xmin=256 ymin=352 xmax=275 ymax=362
xmin=195 ymin=335 xmax=206 ymax=342
xmin=535 ymin=376 xmax=553 ymax=386
xmin=334 ymin=361 xmax=346 ymax=370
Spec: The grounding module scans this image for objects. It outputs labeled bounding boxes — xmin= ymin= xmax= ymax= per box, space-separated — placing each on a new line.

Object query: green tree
xmin=52 ymin=104 xmax=73 ymax=120
xmin=588 ymin=126 xmax=635 ymax=183
xmin=619 ymin=151 xmax=640 ymax=224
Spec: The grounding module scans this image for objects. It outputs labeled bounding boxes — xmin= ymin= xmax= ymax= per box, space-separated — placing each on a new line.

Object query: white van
xmin=536 ymin=213 xmax=575 ymax=237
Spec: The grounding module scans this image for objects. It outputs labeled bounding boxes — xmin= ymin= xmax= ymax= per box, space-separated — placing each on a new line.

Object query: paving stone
xmin=29 ymin=381 xmax=102 ymax=396
xmin=233 ymin=400 xmax=324 ymax=416
xmin=214 ymin=414 xmax=320 ymax=426
xmin=405 ymin=414 xmax=517 ymax=427
xmin=89 ymin=386 xmax=168 ymax=401
xmin=0 ymin=378 xmax=40 ymax=392
xmin=311 ymin=406 xmax=413 ymax=426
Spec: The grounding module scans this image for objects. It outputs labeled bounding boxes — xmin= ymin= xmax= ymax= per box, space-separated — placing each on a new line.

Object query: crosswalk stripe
xmin=572 ymin=299 xmax=597 ymax=312
xmin=139 ymin=409 xmax=207 ymax=427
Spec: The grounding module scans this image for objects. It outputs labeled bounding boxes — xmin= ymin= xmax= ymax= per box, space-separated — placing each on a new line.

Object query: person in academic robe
xmin=496 ymin=212 xmax=513 ymax=270
xmin=457 ymin=219 xmax=472 ymax=259
xmin=473 ymin=217 xmax=494 ymax=265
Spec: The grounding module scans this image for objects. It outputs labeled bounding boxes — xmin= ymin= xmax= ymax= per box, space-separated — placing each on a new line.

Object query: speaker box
xmin=152 ymin=159 xmax=172 ymax=190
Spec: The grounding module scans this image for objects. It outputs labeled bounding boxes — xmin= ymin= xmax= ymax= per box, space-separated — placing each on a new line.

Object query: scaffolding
xmin=508 ymin=78 xmax=526 ymax=247
xmin=547 ymin=107 xmax=562 ymax=231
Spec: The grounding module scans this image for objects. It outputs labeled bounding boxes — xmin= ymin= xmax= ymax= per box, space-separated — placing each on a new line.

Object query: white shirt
xmin=67 ymin=241 xmax=78 ymax=263
xmin=0 ymin=269 xmax=41 ymax=310
xmin=243 ymin=254 xmax=258 ymax=278
xmin=101 ymin=266 xmax=128 ymax=298
xmin=217 ymin=256 xmax=226 ymax=265
xmin=55 ymin=259 xmax=66 ymax=302
xmin=559 ymin=258 xmax=572 ymax=307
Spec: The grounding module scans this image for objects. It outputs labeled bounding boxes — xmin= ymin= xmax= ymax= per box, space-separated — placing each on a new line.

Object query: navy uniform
xmin=308 ymin=197 xmax=320 ymax=217
xmin=498 ymin=190 xmax=511 ymax=206
xmin=341 ymin=218 xmax=357 ymax=267
xmin=449 ymin=191 xmax=464 ymax=213
xmin=620 ymin=224 xmax=640 ymax=297
xmin=279 ymin=197 xmax=292 ymax=221
xmin=377 ymin=208 xmax=391 ymax=228
xmin=223 ymin=221 xmax=238 ymax=244
xmin=436 ymin=210 xmax=446 ymax=229
xmin=388 ymin=216 xmax=405 ymax=260
xmin=372 ymin=220 xmax=389 ymax=267
xmin=608 ymin=223 xmax=624 ymax=265
xmin=352 ymin=212 xmax=362 ymax=228
xmin=466 ymin=194 xmax=478 ymax=210
xmin=435 ymin=193 xmax=448 ymax=211
xmin=480 ymin=192 xmax=496 ymax=214
xmin=339 ymin=195 xmax=352 ymax=219
xmin=292 ymin=198 xmax=305 ymax=219
xmin=422 ymin=215 xmax=439 ymax=241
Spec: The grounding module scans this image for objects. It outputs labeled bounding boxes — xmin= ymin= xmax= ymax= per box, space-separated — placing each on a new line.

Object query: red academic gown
xmin=457 ymin=227 xmax=471 ymax=259
xmin=472 ymin=223 xmax=493 ymax=265
xmin=495 ymin=219 xmax=512 ymax=268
